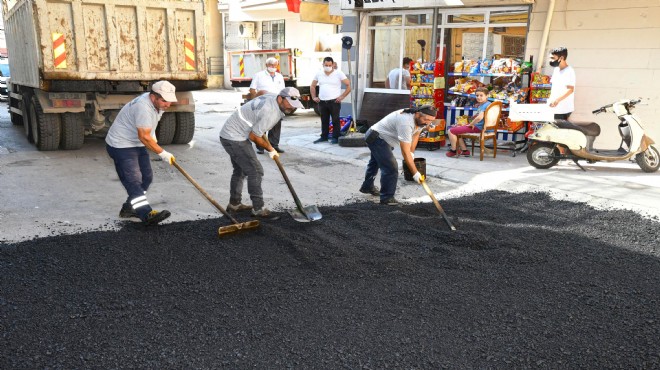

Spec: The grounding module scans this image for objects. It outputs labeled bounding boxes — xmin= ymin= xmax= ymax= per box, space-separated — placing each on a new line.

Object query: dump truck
xmin=1 ymin=0 xmax=207 ymax=150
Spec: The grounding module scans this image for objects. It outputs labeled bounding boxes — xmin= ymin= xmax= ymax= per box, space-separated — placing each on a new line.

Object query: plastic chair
xmin=456 ymin=101 xmax=503 ymax=161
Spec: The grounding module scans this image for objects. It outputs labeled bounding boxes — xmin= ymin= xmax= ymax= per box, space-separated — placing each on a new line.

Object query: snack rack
xmin=410 ymin=60 xmax=446 ymax=150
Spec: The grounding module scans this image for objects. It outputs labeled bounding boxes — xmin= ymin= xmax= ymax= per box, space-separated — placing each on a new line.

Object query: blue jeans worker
xmin=219 ymin=87 xmax=304 ymax=218
xmin=105 ymin=80 xmax=178 ymax=225
xmin=360 ymin=105 xmax=437 ymax=205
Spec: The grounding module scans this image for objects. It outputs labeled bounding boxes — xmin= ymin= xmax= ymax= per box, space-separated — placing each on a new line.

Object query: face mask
xmin=267 ymin=67 xmax=277 ymax=73
xmin=324 ymin=66 xmax=333 ymax=72
xmin=549 ymin=59 xmax=560 ymax=67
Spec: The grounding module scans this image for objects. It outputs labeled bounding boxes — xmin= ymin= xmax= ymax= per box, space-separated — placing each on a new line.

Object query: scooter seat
xmin=555 ymin=119 xmax=601 ymax=137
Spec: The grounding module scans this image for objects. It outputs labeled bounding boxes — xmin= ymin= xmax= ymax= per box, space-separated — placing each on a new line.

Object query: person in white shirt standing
xmin=310 ymin=56 xmax=351 ymax=144
xmin=385 ymin=57 xmax=413 ymax=90
xmin=249 ymin=57 xmax=286 ymax=154
xmin=548 ymin=47 xmax=575 ymax=120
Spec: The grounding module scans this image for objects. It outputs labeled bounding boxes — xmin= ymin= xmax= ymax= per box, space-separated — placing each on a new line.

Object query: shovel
xmin=263 ymin=135 xmax=322 ymax=222
xmin=173 ymin=161 xmax=260 ymax=236
xmin=420 ymin=177 xmax=456 ymax=231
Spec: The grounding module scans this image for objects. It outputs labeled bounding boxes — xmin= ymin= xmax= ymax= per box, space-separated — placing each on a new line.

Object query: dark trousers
xmin=319 ymin=100 xmax=341 ymax=139
xmin=221 ymin=137 xmax=265 ymax=210
xmin=362 ymin=135 xmax=398 ymax=201
xmin=256 ymin=119 xmax=281 ymax=150
xmin=106 ymin=145 xmax=153 ymax=220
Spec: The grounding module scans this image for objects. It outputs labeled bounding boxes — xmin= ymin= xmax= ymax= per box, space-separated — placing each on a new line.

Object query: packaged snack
xmin=463 ymin=60 xmax=472 ymax=73
xmin=454 ymin=61 xmax=464 ymax=73
xmin=480 ymin=59 xmax=492 ymax=74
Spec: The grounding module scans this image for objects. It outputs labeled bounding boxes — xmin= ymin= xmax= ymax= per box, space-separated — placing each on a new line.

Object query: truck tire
xmin=173 ymin=112 xmax=195 ymax=144
xmin=60 ymin=112 xmax=85 ymax=150
xmin=21 ymin=96 xmax=34 ymax=143
xmin=156 ymin=112 xmax=176 ymax=145
xmin=30 ymin=95 xmax=61 ymax=151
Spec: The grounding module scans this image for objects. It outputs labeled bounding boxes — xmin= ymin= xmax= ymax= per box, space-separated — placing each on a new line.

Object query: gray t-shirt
xmin=371 ymin=109 xmax=416 ymax=148
xmin=105 ymin=93 xmax=163 ymax=148
xmin=220 ymin=94 xmax=284 ymax=141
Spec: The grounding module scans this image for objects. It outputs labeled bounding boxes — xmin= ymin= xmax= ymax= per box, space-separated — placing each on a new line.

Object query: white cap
xmin=151 ymin=81 xmax=177 ymax=102
xmin=279 ymin=87 xmax=304 ymax=109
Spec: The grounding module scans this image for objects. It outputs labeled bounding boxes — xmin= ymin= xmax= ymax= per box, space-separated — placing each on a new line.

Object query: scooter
xmin=526 ymin=99 xmax=660 ymax=172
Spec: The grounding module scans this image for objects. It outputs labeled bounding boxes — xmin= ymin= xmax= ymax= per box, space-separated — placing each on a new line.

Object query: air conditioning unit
xmin=238 ymin=22 xmax=256 ymax=39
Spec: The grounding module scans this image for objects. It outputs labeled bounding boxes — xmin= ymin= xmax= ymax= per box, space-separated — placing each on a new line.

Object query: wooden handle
xmin=262 ymin=134 xmax=306 ymax=214
xmin=420 ymin=179 xmax=457 ymax=231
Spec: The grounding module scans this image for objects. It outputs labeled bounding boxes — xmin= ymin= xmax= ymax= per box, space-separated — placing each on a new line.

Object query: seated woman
xmin=446 ymin=87 xmax=490 ymax=157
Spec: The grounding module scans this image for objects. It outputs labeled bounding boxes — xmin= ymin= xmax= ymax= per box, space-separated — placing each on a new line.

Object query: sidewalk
xmin=195 ymin=89 xmax=660 ymax=220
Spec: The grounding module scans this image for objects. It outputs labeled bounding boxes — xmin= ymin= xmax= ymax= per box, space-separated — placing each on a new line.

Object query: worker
xmin=105 ymin=80 xmax=178 ymax=225
xmin=360 ymin=105 xmax=437 ymax=205
xmin=249 ymin=57 xmax=286 ymax=154
xmin=220 ymin=87 xmax=304 ymax=218
xmin=310 ymin=56 xmax=351 ymax=144
xmin=385 ymin=57 xmax=413 ymax=90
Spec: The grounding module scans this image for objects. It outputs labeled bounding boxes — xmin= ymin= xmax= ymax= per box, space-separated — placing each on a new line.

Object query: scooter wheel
xmin=527 ymin=142 xmax=560 ymax=169
xmin=635 ymin=145 xmax=660 ymax=173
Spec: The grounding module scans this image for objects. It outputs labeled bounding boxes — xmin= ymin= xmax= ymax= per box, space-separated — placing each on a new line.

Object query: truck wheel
xmin=60 ymin=113 xmax=85 ymax=150
xmin=526 ymin=142 xmax=559 ymax=169
xmin=172 ymin=112 xmax=195 ymax=144
xmin=635 ymin=145 xmax=660 ymax=173
xmin=30 ymin=95 xmax=61 ymax=151
xmin=10 ymin=111 xmax=23 ymax=126
xmin=21 ymin=97 xmax=34 ymax=143
xmin=156 ymin=112 xmax=176 ymax=145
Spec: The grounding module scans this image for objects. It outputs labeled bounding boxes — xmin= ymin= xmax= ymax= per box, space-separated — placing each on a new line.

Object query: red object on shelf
xmin=285 ymin=0 xmax=301 ymax=13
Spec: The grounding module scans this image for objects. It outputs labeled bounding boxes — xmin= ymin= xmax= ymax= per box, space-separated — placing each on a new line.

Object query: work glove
xmin=413 ymin=172 xmax=424 ymax=184
xmin=158 ymin=150 xmax=175 ymax=165
xmin=268 ymin=149 xmax=279 ymax=160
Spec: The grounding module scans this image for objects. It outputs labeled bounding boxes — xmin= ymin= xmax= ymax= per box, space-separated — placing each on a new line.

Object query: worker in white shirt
xmin=249 ymin=57 xmax=286 ymax=153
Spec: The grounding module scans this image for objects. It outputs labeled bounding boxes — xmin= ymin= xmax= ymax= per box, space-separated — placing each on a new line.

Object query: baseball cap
xmin=279 ymin=87 xmax=304 ymax=109
xmin=151 ymin=81 xmax=177 ymax=102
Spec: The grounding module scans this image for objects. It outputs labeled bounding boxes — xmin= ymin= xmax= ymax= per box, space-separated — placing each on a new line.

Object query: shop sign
xmin=341 ymin=0 xmax=464 ymax=10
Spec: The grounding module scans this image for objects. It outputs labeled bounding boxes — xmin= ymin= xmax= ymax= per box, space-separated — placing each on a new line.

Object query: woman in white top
xmin=310 ymin=57 xmax=351 ymax=144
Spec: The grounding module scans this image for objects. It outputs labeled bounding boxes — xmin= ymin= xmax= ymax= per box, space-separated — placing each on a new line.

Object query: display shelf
xmin=447 ymin=72 xmax=517 ymax=78
xmin=531 ymin=83 xmax=552 ymax=88
xmin=411 ymin=70 xmax=434 ymax=75
xmin=410 ymin=82 xmax=433 ymax=87
xmin=411 ymin=95 xmax=434 ymax=99
xmin=447 ymin=90 xmax=511 ymax=104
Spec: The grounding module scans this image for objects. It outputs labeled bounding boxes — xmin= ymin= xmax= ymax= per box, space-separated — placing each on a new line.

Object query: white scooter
xmin=525 ymin=99 xmax=660 ymax=172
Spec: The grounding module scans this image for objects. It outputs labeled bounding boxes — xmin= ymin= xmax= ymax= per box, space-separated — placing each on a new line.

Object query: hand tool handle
xmin=173 ymin=161 xmax=240 ymax=224
xmin=262 ymin=134 xmax=306 ymax=214
xmin=421 ymin=179 xmax=457 ymax=231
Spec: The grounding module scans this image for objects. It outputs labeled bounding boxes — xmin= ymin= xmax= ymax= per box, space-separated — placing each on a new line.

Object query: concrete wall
xmin=527 ymin=0 xmax=660 ymax=146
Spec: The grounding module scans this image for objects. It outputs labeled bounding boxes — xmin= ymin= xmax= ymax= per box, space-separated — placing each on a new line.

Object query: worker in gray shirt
xmin=220 ymin=87 xmax=303 ymax=218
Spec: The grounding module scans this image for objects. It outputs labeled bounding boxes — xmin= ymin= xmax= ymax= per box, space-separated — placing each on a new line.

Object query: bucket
xmin=403 ymin=157 xmax=426 ymax=181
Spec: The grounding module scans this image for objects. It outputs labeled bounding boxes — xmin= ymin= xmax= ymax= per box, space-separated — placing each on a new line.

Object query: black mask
xmin=549 ymin=59 xmax=560 ymax=67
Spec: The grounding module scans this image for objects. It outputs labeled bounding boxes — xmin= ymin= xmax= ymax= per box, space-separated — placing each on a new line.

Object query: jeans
xmin=318 ymin=99 xmax=341 ymax=139
xmin=220 ymin=137 xmax=265 ymax=210
xmin=362 ymin=134 xmax=398 ymax=201
xmin=106 ymin=145 xmax=153 ymax=220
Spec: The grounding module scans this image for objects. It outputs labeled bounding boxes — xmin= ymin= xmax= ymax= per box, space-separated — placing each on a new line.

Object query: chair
xmin=456 ymin=101 xmax=503 ymax=161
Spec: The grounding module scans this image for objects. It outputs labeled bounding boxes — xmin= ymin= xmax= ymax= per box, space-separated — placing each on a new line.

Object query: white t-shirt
xmin=249 ymin=70 xmax=285 ymax=94
xmin=388 ymin=67 xmax=411 ymax=90
xmin=549 ymin=65 xmax=576 ymax=114
xmin=370 ymin=109 xmax=416 ymax=148
xmin=105 ymin=93 xmax=163 ymax=148
xmin=219 ymin=94 xmax=285 ymax=142
xmin=313 ymin=69 xmax=348 ymax=101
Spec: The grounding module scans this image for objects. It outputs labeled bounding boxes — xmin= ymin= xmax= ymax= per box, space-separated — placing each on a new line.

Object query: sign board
xmin=341 ymin=0 xmax=465 ymax=10
xmin=300 ymin=2 xmax=343 ymax=25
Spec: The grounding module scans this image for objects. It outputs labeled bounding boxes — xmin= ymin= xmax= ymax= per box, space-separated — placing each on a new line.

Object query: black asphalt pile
xmin=1 ymin=191 xmax=659 ymax=368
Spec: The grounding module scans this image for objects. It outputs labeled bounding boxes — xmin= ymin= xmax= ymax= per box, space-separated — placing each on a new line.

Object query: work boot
xmin=119 ymin=205 xmax=138 ymax=219
xmin=359 ymin=186 xmax=380 ymax=196
xmin=313 ymin=137 xmax=328 ymax=144
xmin=273 ymin=146 xmax=285 ymax=153
xmin=227 ymin=202 xmax=253 ymax=213
xmin=143 ymin=210 xmax=171 ymax=225
xmin=380 ymin=197 xmax=400 ymax=206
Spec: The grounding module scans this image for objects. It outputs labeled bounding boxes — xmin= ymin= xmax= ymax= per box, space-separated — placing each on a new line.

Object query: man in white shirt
xmin=385 ymin=57 xmax=412 ymax=90
xmin=548 ymin=47 xmax=575 ymax=120
xmin=249 ymin=57 xmax=286 ymax=153
xmin=310 ymin=56 xmax=351 ymax=144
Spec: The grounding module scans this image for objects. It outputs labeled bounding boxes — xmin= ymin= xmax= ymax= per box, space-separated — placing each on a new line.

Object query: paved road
xmin=1 ymin=89 xmax=659 ymax=242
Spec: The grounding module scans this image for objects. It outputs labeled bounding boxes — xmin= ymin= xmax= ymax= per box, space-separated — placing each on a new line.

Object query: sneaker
xmin=329 ymin=138 xmax=339 ymax=144
xmin=446 ymin=150 xmax=458 ymax=158
xmin=227 ymin=202 xmax=252 ymax=213
xmin=256 ymin=148 xmax=265 ymax=154
xmin=359 ymin=187 xmax=380 ymax=196
xmin=313 ymin=137 xmax=328 ymax=144
xmin=460 ymin=150 xmax=471 ymax=157
xmin=144 ymin=210 xmax=171 ymax=225
xmin=380 ymin=197 xmax=399 ymax=206
xmin=119 ymin=206 xmax=138 ymax=219
xmin=251 ymin=207 xmax=275 ymax=218
xmin=273 ymin=146 xmax=285 ymax=153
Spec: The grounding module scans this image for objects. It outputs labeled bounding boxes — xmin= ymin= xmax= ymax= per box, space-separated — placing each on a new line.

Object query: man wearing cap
xmin=249 ymin=57 xmax=286 ymax=154
xmin=360 ymin=105 xmax=437 ymax=205
xmin=105 ymin=80 xmax=178 ymax=225
xmin=220 ymin=87 xmax=304 ymax=218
